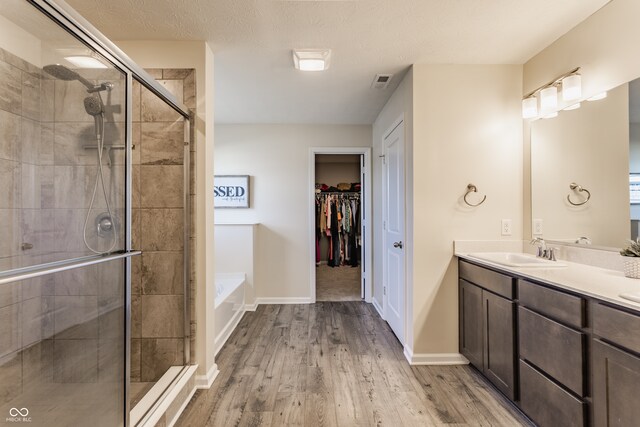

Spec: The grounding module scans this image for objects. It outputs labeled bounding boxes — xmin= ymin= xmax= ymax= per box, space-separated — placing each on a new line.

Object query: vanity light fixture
xmin=521 ymin=67 xmax=581 ymax=119
xmin=540 ymin=86 xmax=558 ymax=113
xmin=564 ymin=102 xmax=581 ymax=111
xmin=562 ymin=73 xmax=582 ymax=101
xmin=64 ymin=55 xmax=108 ymax=69
xmin=292 ymin=49 xmax=332 ymax=71
xmin=588 ymin=91 xmax=608 ymax=101
xmin=522 ymin=97 xmax=538 ymax=119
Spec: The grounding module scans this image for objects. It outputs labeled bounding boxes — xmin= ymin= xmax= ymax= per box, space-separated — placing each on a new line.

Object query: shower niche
xmin=0 ymin=1 xmax=194 ymax=426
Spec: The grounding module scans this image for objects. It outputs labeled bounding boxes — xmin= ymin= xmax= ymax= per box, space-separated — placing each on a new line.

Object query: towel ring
xmin=464 ymin=183 xmax=487 ymax=207
xmin=567 ymin=182 xmax=591 ymax=206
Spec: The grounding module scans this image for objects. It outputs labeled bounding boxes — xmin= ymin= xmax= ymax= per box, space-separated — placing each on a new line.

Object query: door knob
xmin=393 ymin=241 xmax=403 ymax=249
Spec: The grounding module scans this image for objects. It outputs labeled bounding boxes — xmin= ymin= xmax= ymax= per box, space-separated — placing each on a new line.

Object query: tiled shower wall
xmin=0 ymin=45 xmax=126 ymax=424
xmin=130 ymin=68 xmax=196 ymax=383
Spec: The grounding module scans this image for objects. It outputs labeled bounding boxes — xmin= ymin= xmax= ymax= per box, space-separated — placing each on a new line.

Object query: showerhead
xmin=84 ymin=95 xmax=103 ymax=116
xmin=43 ymin=63 xmax=113 ymax=93
xmin=43 ymin=64 xmax=95 ymax=91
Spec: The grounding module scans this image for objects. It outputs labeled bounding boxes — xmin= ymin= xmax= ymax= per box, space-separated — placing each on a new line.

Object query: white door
xmin=384 ymin=121 xmax=405 ymax=344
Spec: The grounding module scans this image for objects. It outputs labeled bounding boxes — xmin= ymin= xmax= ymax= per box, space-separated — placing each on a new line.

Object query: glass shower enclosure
xmin=0 ymin=1 xmax=192 ymax=425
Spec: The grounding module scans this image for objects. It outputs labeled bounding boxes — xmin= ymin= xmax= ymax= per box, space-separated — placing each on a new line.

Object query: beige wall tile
xmin=0 ymin=352 xmax=22 ymax=403
xmin=0 ymin=110 xmax=20 ymax=162
xmin=0 ymin=159 xmax=21 ymax=208
xmin=21 ymin=71 xmax=40 ymax=121
xmin=53 ymin=339 xmax=98 ymax=383
xmin=0 ymin=304 xmax=20 ymax=356
xmin=140 ymin=165 xmax=183 ymax=208
xmin=0 ymin=209 xmax=21 ymax=258
xmin=140 ymin=121 xmax=184 ymax=165
xmin=140 ymin=338 xmax=184 ymax=382
xmin=142 ymin=252 xmax=184 ymax=295
xmin=131 ymin=294 xmax=141 ymax=339
xmin=22 ymin=296 xmax=42 ymax=347
xmin=141 ymin=209 xmax=183 ymax=251
xmin=141 ymin=83 xmax=182 ymax=122
xmin=54 ymin=295 xmax=98 ymax=339
xmin=0 ymin=61 xmax=22 ymax=115
xmin=131 ymin=338 xmax=141 ymax=382
xmin=141 ymin=295 xmax=184 ymax=338
xmin=53 ymin=80 xmax=92 ymax=123
xmin=40 ymin=79 xmax=54 ymax=123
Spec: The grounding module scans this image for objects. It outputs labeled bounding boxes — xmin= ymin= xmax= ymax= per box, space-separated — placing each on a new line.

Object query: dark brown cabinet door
xmin=459 ymin=280 xmax=483 ymax=368
xmin=593 ymin=339 xmax=640 ymax=427
xmin=483 ymin=291 xmax=516 ymax=400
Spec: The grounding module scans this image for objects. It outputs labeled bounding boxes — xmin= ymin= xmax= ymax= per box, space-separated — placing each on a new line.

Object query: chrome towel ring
xmin=464 ymin=183 xmax=486 ymax=207
xmin=567 ymin=182 xmax=591 ymax=206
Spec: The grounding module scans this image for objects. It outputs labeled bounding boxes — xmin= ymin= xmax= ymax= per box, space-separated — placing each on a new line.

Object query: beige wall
xmin=410 ymin=64 xmax=523 ymax=355
xmin=215 ymin=124 xmax=372 ymax=300
xmin=115 ymin=40 xmax=217 ymax=380
xmin=531 ymin=84 xmax=629 ymax=248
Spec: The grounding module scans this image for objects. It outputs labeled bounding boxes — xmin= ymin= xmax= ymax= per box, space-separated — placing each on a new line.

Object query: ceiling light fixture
xmin=292 ymin=49 xmax=331 ymax=72
xmin=521 ymin=67 xmax=581 ymax=119
xmin=65 ymin=55 xmax=108 ymax=69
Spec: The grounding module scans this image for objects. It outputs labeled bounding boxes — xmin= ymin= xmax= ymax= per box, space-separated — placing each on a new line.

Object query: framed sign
xmin=214 ymin=175 xmax=250 ymax=208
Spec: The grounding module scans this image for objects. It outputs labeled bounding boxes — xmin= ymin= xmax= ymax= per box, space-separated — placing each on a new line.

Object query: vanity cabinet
xmin=592 ymin=303 xmax=640 ymax=427
xmin=518 ymin=280 xmax=588 ymax=427
xmin=459 ymin=261 xmax=516 ymax=400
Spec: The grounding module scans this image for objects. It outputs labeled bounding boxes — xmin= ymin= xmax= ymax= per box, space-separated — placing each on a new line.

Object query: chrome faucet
xmin=530 ymin=237 xmax=546 ymax=258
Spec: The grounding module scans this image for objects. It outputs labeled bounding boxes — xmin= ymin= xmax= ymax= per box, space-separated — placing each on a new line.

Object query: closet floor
xmin=176 ymin=302 xmax=532 ymax=427
xmin=315 ymin=264 xmax=361 ymax=301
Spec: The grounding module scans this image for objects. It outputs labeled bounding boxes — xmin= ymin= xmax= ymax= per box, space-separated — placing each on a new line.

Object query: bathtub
xmin=214 ymin=273 xmax=246 ymax=356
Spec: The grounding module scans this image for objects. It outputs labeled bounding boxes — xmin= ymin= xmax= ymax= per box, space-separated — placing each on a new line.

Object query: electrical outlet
xmin=501 ymin=219 xmax=512 ymax=236
xmin=533 ymin=219 xmax=543 ymax=235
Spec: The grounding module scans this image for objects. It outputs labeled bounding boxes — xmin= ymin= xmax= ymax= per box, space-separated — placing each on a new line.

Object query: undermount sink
xmin=467 ymin=252 xmax=567 ymax=268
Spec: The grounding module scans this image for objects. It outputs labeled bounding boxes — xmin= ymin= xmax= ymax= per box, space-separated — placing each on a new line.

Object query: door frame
xmin=309 ymin=147 xmax=372 ymax=303
xmin=381 ymin=115 xmax=406 ymax=343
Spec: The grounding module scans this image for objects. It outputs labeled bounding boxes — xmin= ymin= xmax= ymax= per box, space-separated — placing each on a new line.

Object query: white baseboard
xmin=195 ymin=363 xmax=219 ymax=390
xmin=255 ymin=297 xmax=312 ymax=305
xmin=372 ymin=298 xmax=384 ymax=318
xmin=403 ymin=347 xmax=469 ymax=365
xmin=214 ymin=307 xmax=246 ymax=356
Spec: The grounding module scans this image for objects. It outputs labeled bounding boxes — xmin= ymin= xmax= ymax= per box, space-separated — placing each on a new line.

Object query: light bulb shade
xmin=522 ymin=97 xmax=538 ymax=119
xmin=562 ymin=74 xmax=582 ymax=101
xmin=540 ymin=86 xmax=558 ymax=113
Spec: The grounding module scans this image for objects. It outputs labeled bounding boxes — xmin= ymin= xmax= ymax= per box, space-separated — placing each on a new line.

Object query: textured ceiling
xmin=65 ymin=0 xmax=610 ymax=124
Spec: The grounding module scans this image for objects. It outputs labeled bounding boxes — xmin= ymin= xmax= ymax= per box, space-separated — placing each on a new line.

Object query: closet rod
xmin=316 ymin=191 xmax=360 ymax=195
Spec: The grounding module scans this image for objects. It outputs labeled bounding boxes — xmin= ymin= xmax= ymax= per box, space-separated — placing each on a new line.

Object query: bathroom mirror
xmin=530 ymin=79 xmax=640 ymax=249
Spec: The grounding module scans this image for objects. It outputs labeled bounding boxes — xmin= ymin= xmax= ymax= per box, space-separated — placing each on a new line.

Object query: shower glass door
xmin=0 ymin=0 xmax=129 ymax=425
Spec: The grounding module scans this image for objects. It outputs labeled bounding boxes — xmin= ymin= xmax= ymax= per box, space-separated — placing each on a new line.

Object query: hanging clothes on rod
xmin=315 ymin=191 xmax=361 ymax=267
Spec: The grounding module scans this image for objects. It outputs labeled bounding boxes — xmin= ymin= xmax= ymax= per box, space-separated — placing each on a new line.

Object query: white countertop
xmin=455 ymin=250 xmax=640 ymax=313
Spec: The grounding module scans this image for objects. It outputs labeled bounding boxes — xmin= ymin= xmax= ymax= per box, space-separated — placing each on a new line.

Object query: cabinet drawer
xmin=518 ymin=280 xmax=585 ymax=328
xmin=593 ymin=303 xmax=640 ymax=355
xmin=459 ymin=260 xmax=514 ymax=299
xmin=519 ymin=307 xmax=586 ymax=396
xmin=519 ymin=360 xmax=586 ymax=427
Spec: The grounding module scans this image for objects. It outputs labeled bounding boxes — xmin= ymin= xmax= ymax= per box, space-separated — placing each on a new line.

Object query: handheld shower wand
xmin=44 ymin=63 xmax=117 ymax=254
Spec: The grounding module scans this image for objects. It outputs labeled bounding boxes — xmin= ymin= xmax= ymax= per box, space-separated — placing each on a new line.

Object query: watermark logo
xmin=6 ymin=408 xmax=31 ymax=423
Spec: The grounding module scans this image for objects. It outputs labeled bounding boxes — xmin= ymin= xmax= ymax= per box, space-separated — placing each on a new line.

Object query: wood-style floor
xmin=176 ymin=302 xmax=531 ymax=426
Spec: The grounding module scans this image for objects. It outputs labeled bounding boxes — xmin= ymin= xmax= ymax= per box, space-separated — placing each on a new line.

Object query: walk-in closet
xmin=315 ymin=154 xmax=362 ymax=301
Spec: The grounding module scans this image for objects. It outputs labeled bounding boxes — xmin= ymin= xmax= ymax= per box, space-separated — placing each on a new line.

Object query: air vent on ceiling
xmin=371 ymin=74 xmax=393 ymax=90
